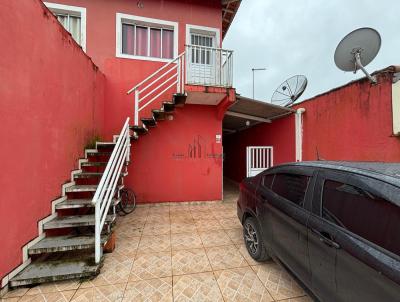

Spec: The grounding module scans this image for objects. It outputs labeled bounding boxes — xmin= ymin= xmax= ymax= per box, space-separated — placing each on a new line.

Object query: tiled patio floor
xmin=2 ymin=181 xmax=312 ymax=302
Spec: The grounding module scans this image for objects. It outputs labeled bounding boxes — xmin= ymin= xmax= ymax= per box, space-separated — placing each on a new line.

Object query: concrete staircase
xmin=8 ymin=93 xmax=187 ymax=288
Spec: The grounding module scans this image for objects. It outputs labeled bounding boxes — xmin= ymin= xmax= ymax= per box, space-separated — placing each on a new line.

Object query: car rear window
xmin=272 ymin=173 xmax=309 ymax=206
xmin=322 ymin=180 xmax=400 ymax=257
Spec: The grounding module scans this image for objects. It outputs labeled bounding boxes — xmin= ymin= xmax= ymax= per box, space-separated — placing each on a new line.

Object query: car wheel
xmin=243 ymin=217 xmax=270 ymax=262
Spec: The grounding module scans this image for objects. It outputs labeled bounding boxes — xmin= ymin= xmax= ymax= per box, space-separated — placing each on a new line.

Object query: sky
xmin=223 ymin=0 xmax=400 ymax=102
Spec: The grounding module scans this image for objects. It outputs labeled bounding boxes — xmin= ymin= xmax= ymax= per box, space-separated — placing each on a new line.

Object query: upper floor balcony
xmin=185 ymin=44 xmax=233 ymax=88
xmin=128 ymin=44 xmax=234 ymax=125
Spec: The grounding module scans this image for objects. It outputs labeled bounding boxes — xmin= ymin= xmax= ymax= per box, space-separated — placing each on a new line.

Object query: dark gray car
xmin=237 ymin=161 xmax=400 ymax=302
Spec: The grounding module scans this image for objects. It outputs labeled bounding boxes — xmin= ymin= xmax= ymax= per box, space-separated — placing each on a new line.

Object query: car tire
xmin=243 ymin=217 xmax=270 ymax=262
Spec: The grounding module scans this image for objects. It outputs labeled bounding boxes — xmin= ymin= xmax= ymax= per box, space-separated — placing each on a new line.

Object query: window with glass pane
xmin=322 ymin=180 xmax=400 ymax=257
xmin=55 ymin=13 xmax=81 ymax=45
xmin=121 ymin=23 xmax=174 ymax=59
xmin=272 ymin=173 xmax=309 ymax=206
xmin=263 ymin=174 xmax=275 ymax=189
xmin=191 ymin=34 xmax=213 ymax=65
xmin=122 ymin=24 xmax=135 ymax=55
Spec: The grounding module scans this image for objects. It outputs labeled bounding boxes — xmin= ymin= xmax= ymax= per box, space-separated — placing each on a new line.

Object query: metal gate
xmin=246 ymin=146 xmax=273 ymax=177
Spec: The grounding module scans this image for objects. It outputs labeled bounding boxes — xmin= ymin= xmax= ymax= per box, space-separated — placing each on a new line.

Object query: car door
xmin=258 ymin=167 xmax=314 ymax=286
xmin=307 ymin=170 xmax=340 ymax=302
xmin=312 ymin=170 xmax=400 ymax=302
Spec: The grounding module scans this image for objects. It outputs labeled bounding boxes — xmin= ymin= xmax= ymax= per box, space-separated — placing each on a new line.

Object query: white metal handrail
xmin=127 ymin=52 xmax=185 ymax=126
xmin=185 ymin=45 xmax=233 ymax=88
xmin=92 ymin=117 xmax=131 ymax=263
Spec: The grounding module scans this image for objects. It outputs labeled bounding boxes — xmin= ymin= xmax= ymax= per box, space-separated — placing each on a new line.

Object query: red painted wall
xmin=50 ymin=0 xmax=225 ymax=203
xmin=50 ymin=0 xmax=222 ymax=136
xmin=223 ymin=116 xmax=296 ymax=183
xmin=296 ymin=73 xmax=400 ymax=161
xmin=224 ymin=73 xmax=400 ymax=184
xmin=128 ymin=104 xmax=223 ymax=203
xmin=0 ymin=0 xmax=105 ymax=282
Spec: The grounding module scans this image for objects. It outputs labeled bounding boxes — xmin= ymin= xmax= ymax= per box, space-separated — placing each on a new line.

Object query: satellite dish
xmin=271 ymin=75 xmax=308 ymax=107
xmin=334 ymin=27 xmax=381 ymax=84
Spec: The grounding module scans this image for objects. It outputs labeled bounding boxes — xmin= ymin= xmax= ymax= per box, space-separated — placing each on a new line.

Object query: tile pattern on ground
xmin=172 ymin=249 xmax=212 ymax=275
xmin=123 ymin=277 xmax=172 ymax=302
xmin=4 ymin=184 xmax=310 ymax=302
xmin=173 ymin=272 xmax=223 ymax=302
xmin=215 ymin=267 xmax=274 ymax=302
xmin=71 ymin=284 xmax=125 ymax=302
xmin=252 ymin=263 xmax=306 ymax=301
xmin=171 ymin=233 xmax=203 ymax=250
xmin=130 ymin=252 xmax=172 ymax=281
xmin=198 ymin=230 xmax=233 ymax=247
xmin=18 ymin=290 xmax=75 ymax=302
xmin=206 ymin=245 xmax=248 ymax=270
xmin=26 ymin=281 xmax=80 ymax=296
xmin=137 ymin=234 xmax=171 ymax=253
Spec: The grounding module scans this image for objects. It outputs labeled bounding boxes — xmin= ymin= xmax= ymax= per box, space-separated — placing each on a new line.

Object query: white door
xmin=188 ymin=33 xmax=216 ymax=85
xmin=246 ymin=146 xmax=273 ymax=177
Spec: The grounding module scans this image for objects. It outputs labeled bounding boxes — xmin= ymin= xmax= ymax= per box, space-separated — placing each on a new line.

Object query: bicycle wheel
xmin=120 ymin=188 xmax=136 ymax=214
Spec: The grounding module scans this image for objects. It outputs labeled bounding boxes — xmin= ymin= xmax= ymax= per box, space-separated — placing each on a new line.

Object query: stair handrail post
xmin=134 ymin=90 xmax=139 ymax=126
xmin=92 ymin=117 xmax=130 ymax=264
xmin=181 ymin=53 xmax=185 ymax=88
xmin=94 ymin=201 xmax=102 ymax=263
xmin=125 ymin=123 xmax=131 ymax=163
xmin=176 ymin=56 xmax=181 ymax=94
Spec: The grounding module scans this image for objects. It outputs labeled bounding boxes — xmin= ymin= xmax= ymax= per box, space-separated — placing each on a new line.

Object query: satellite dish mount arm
xmin=353 ymin=50 xmax=377 ymax=84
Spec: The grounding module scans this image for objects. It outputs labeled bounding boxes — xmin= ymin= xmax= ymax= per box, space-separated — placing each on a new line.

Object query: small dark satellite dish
xmin=334 ymin=27 xmax=381 ymax=84
xmin=271 ymin=75 xmax=308 ymax=107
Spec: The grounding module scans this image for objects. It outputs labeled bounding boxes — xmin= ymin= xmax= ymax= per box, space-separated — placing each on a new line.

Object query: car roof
xmin=276 ymin=161 xmax=400 ymax=186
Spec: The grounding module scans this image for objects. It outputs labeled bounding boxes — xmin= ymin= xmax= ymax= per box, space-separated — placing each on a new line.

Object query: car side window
xmin=322 ymin=180 xmax=400 ymax=257
xmin=271 ymin=173 xmax=309 ymax=206
xmin=262 ymin=174 xmax=274 ymax=189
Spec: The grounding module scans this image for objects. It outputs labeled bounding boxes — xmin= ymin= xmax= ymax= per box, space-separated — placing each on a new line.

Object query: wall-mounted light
xmin=137 ymin=1 xmax=144 ymax=8
xmin=245 ymin=120 xmax=250 ymax=127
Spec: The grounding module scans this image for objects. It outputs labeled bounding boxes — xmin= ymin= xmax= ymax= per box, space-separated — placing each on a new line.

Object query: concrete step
xmin=96 ymin=142 xmax=116 ymax=148
xmin=141 ymin=117 xmax=157 ymax=128
xmin=43 ymin=215 xmax=116 ymax=230
xmin=9 ymin=254 xmax=102 ymax=287
xmin=66 ymin=184 xmax=98 ymax=192
xmin=74 ymin=171 xmax=128 ymax=179
xmin=173 ymin=93 xmax=187 ymax=107
xmin=66 ymin=184 xmax=124 ymax=193
xmin=56 ymin=198 xmax=120 ymax=209
xmin=152 ymin=109 xmax=166 ymax=121
xmin=28 ymin=235 xmax=109 ymax=255
xmin=130 ymin=125 xmax=148 ymax=135
xmin=80 ymin=161 xmax=108 ymax=167
xmin=86 ymin=150 xmax=112 ymax=156
xmin=162 ymin=101 xmax=175 ymax=112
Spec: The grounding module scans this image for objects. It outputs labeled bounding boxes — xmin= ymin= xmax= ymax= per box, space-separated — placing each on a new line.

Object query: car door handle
xmin=311 ymin=229 xmax=341 ymax=249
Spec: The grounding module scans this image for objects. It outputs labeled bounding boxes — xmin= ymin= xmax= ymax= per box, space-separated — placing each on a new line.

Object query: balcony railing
xmin=127 ymin=45 xmax=233 ymax=125
xmin=185 ymin=45 xmax=233 ymax=88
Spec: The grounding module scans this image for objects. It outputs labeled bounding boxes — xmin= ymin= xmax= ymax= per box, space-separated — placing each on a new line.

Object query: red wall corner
xmin=0 ymin=0 xmax=106 ymax=282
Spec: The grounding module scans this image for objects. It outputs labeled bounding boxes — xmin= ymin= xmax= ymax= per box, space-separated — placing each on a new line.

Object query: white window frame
xmin=116 ymin=13 xmax=178 ymax=63
xmin=44 ymin=2 xmax=86 ymax=52
xmin=186 ymin=24 xmax=220 ymax=48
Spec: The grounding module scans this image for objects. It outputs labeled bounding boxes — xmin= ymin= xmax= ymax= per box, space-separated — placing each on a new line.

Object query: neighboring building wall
xmin=223 ymin=116 xmax=296 ymax=183
xmin=0 ymin=0 xmax=105 ymax=282
xmin=127 ymin=104 xmax=223 ymax=203
xmin=224 ymin=72 xmax=400 ymax=184
xmin=296 ymin=73 xmax=400 ymax=162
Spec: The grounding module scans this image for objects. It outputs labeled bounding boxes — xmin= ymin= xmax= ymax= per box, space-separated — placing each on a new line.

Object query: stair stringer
xmin=1 ymin=157 xmax=92 ymax=291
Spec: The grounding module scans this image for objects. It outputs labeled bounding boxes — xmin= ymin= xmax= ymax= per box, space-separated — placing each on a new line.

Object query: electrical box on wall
xmin=392 ymin=78 xmax=400 ymax=136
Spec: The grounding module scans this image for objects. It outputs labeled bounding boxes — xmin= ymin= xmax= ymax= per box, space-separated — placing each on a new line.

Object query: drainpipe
xmin=295 ymin=108 xmax=306 ymax=162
